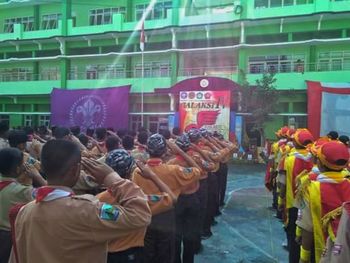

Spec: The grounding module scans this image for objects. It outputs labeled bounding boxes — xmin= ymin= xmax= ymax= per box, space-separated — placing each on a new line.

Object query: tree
xmin=238 ymin=70 xmax=278 ymax=144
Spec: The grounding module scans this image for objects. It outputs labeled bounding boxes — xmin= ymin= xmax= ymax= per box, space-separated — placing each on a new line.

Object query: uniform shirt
xmin=0 ymin=176 xmax=34 ymax=231
xmin=0 ymin=137 xmax=9 ymax=150
xmin=132 ymin=158 xmax=201 ymax=198
xmin=10 ymin=175 xmax=151 ymax=263
xmin=97 ymin=189 xmax=173 ymax=253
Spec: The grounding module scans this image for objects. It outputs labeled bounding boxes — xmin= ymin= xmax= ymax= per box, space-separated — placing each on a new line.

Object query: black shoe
xmin=201 ymin=231 xmax=213 ymax=240
xmin=211 ymin=220 xmax=218 ymax=226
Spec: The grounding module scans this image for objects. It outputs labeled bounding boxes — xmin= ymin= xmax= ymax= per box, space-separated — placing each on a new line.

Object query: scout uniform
xmin=132 ymin=157 xmax=201 ymax=263
xmin=131 ymin=145 xmax=150 ymax=164
xmin=296 ymin=141 xmax=350 ymax=263
xmin=278 ymin=129 xmax=314 ymax=263
xmin=10 ymin=175 xmax=151 ymax=263
xmin=0 ymin=176 xmax=34 ymax=263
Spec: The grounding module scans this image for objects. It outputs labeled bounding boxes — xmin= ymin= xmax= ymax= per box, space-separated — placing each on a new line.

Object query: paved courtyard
xmin=196 ymin=164 xmax=288 ymax=263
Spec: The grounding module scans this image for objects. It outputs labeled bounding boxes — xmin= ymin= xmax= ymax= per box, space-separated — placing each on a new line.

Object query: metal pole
xmin=141 ymin=50 xmax=144 ymax=126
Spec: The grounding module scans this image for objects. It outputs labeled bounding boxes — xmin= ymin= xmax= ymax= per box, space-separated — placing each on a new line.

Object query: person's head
xmin=159 ymin=129 xmax=171 ymax=140
xmin=175 ymin=134 xmax=191 ymax=152
xmin=0 ymin=121 xmax=9 ymax=138
xmin=309 ymin=137 xmax=330 ymax=164
xmin=70 ymin=126 xmax=81 ymax=137
xmin=199 ymin=128 xmax=209 ymax=139
xmin=53 ymin=126 xmax=71 ymax=139
xmin=327 ymin=131 xmax=339 ymax=141
xmin=105 ymin=149 xmax=134 ymax=179
xmin=213 ymin=131 xmax=224 ymax=140
xmin=138 ymin=126 xmax=148 ymax=133
xmin=122 ymin=135 xmax=134 ymax=151
xmin=38 ymin=125 xmax=48 ymax=136
xmin=8 ymin=130 xmax=28 ymax=151
xmin=172 ymin=127 xmax=181 ymax=137
xmin=292 ymin=129 xmax=314 ymax=149
xmin=23 ymin=126 xmax=34 ymax=136
xmin=188 ymin=129 xmax=201 ymax=143
xmin=279 ymin=126 xmax=290 ymax=139
xmin=106 ymin=136 xmax=120 ymax=152
xmin=86 ymin=128 xmax=95 ymax=137
xmin=95 ymin=128 xmax=107 ymax=141
xmin=147 ymin=134 xmax=167 ymax=158
xmin=137 ymin=131 xmax=148 ymax=145
xmin=128 ymin=130 xmax=137 ymax=139
xmin=339 ymin=135 xmax=350 ymax=147
xmin=0 ymin=148 xmax=24 ymax=178
xmin=41 ymin=140 xmax=81 ymax=187
xmin=117 ymin=129 xmax=127 ymax=139
xmin=149 ymin=126 xmax=158 ymax=135
xmin=316 ymin=141 xmax=349 ymax=172
xmin=78 ymin=133 xmax=89 ymax=147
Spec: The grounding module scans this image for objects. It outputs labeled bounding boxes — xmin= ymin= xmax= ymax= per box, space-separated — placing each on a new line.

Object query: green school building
xmin=0 ymin=0 xmax=350 ymax=141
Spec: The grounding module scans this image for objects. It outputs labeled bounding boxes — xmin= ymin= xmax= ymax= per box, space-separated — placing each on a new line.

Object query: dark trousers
xmin=198 ymin=178 xmax=208 ymax=236
xmin=203 ymin=172 xmax=219 ymax=234
xmin=0 ymin=230 xmax=12 ymax=263
xmin=107 ymin=247 xmax=144 ymax=263
xmin=143 ymin=210 xmax=175 ymax=263
xmin=175 ymin=193 xmax=200 ymax=263
xmin=287 ymin=208 xmax=300 ymax=263
xmin=218 ymin=163 xmax=228 ymax=206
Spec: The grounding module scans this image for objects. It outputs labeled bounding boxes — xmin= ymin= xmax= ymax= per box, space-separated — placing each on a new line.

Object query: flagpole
xmin=141 ymin=49 xmax=144 ymax=126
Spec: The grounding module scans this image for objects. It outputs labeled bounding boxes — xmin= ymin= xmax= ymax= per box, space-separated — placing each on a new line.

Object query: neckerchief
xmin=34 ymin=186 xmax=73 ymax=203
xmin=147 ymin=158 xmax=163 ymax=167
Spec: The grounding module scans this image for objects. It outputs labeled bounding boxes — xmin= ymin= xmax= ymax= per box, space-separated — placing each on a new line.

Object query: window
xmin=130 ymin=115 xmax=142 ymax=132
xmin=0 ymin=115 xmax=9 ymax=125
xmin=39 ymin=115 xmax=50 ymax=127
xmin=24 ymin=115 xmax=33 ymax=127
xmin=86 ymin=65 xmax=98 ymax=79
xmin=69 ymin=66 xmax=78 ymax=80
xmin=89 ymin=7 xmax=126 ymax=25
xmin=104 ymin=64 xmax=126 ymax=79
xmin=254 ymin=0 xmax=313 ymax=8
xmin=134 ymin=62 xmax=170 ymax=77
xmin=135 ymin=1 xmax=172 ymax=21
xmin=0 ymin=68 xmax=32 ymax=82
xmin=41 ymin=67 xmax=60 ymax=80
xmin=318 ymin=51 xmax=350 ymax=71
xmin=4 ymin=17 xmax=34 ymax=33
xmin=248 ymin=54 xmax=305 ymax=73
xmin=41 ymin=14 xmax=61 ymax=30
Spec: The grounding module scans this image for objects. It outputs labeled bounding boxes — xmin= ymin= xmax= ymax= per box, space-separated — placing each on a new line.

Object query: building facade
xmin=0 ymin=0 xmax=349 ymax=139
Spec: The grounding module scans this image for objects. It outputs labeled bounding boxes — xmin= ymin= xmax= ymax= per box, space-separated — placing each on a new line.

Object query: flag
xmin=140 ymin=22 xmax=145 ymax=51
xmin=51 ymin=86 xmax=130 ymax=131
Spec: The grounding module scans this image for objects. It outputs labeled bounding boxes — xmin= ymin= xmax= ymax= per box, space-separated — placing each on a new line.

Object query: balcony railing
xmin=248 ymin=62 xmax=350 ymax=74
xmin=178 ymin=66 xmax=238 ymax=77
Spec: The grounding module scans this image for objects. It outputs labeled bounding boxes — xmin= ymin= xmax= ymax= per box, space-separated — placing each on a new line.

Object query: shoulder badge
xmin=100 ymin=203 xmax=119 ymax=221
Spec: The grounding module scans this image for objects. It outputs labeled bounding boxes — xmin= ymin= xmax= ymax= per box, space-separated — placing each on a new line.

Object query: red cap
xmin=317 ymin=141 xmax=350 ymax=170
xmin=308 ymin=137 xmax=330 ymax=156
xmin=286 ymin=128 xmax=295 ymax=138
xmin=280 ymin=126 xmax=290 ymax=137
xmin=294 ymin=129 xmax=314 ymax=147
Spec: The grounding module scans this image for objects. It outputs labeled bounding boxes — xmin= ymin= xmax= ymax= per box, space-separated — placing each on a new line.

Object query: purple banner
xmin=51 ymin=86 xmax=130 ymax=130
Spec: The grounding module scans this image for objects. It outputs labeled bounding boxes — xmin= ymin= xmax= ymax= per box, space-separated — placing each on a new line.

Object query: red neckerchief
xmin=35 ymin=186 xmax=73 ymax=203
xmin=176 ymin=154 xmax=185 ymax=162
xmin=147 ymin=158 xmax=163 ymax=167
xmin=0 ymin=181 xmax=13 ymax=191
xmin=197 ymin=141 xmax=205 ymax=148
xmin=137 ymin=145 xmax=146 ymax=151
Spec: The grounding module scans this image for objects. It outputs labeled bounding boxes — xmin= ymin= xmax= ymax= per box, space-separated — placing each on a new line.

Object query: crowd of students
xmin=0 ymin=121 xmax=237 ymax=263
xmin=266 ymin=127 xmax=350 ymax=263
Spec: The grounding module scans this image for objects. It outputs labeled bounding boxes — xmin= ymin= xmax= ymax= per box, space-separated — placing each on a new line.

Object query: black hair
xmin=0 ymin=121 xmax=9 ymax=135
xmin=53 ymin=126 xmax=70 ymax=139
xmin=117 ymin=129 xmax=127 ymax=138
xmin=8 ymin=130 xmax=28 ymax=148
xmin=327 ymin=131 xmax=339 ymax=140
xmin=78 ymin=133 xmax=89 ymax=147
xmin=138 ymin=126 xmax=148 ymax=133
xmin=95 ymin=127 xmax=107 ymax=141
xmin=86 ymin=128 xmax=95 ymax=137
xmin=149 ymin=126 xmax=158 ymax=135
xmin=159 ymin=129 xmax=171 ymax=140
xmin=122 ymin=135 xmax=134 ymax=151
xmin=23 ymin=126 xmax=34 ymax=136
xmin=41 ymin=139 xmax=81 ymax=179
xmin=70 ymin=126 xmax=81 ymax=137
xmin=137 ymin=131 xmax=148 ymax=145
xmin=128 ymin=130 xmax=137 ymax=138
xmin=172 ymin=127 xmax=181 ymax=136
xmin=37 ymin=125 xmax=48 ymax=135
xmin=106 ymin=136 xmax=120 ymax=152
xmin=339 ymin=135 xmax=350 ymax=146
xmin=0 ymin=148 xmax=23 ymax=177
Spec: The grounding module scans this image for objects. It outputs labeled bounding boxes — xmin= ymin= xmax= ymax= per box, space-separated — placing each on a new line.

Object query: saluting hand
xmin=81 ymin=158 xmax=115 ymax=185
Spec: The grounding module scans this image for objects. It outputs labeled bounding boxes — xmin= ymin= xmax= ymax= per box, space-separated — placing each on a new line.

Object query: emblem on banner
xmin=69 ymin=95 xmax=107 ymax=129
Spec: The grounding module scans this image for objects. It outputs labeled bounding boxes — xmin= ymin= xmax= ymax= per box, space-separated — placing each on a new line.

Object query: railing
xmin=248 ymin=62 xmax=350 ymax=74
xmin=0 ymin=72 xmax=61 ymax=82
xmin=178 ymin=66 xmax=238 ymax=77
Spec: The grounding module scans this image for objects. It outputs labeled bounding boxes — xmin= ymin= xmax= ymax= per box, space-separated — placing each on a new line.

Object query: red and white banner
xmin=307 ymin=81 xmax=350 ymax=138
xmin=179 ymin=90 xmax=231 ymax=139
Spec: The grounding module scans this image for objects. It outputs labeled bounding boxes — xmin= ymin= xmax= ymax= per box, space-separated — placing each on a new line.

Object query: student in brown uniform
xmin=132 ymin=134 xmax=201 ymax=263
xmin=97 ymin=149 xmax=176 ymax=263
xmin=0 ymin=148 xmax=46 ymax=263
xmin=167 ymin=134 xmax=205 ymax=263
xmin=10 ymin=139 xmax=151 ymax=263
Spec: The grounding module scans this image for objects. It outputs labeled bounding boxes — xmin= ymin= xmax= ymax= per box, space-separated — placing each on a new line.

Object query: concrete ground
xmin=195 ymin=164 xmax=288 ymax=263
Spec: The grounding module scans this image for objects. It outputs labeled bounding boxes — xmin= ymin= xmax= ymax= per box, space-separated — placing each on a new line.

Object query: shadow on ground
xmin=195 ymin=164 xmax=288 ymax=263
